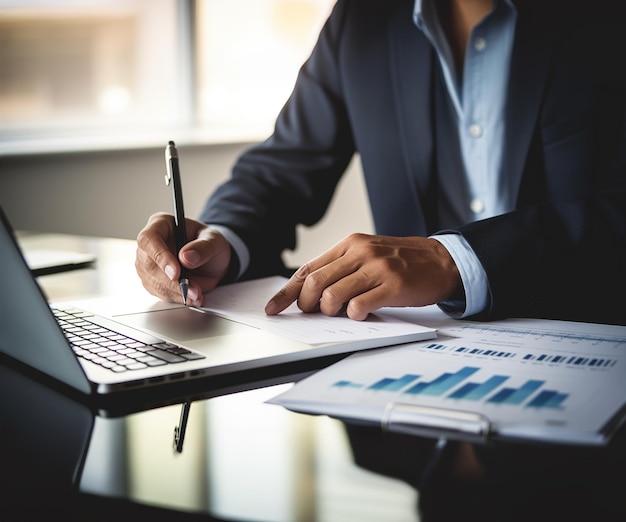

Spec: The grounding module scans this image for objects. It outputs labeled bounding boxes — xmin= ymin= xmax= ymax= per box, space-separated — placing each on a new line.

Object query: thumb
xmin=179 ymin=229 xmax=231 ymax=271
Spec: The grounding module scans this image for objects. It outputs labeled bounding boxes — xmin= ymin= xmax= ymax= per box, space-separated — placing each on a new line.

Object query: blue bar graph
xmin=333 ymin=380 xmax=363 ymax=389
xmin=425 ymin=343 xmax=447 ymax=350
xmin=448 ymin=375 xmax=509 ymax=400
xmin=368 ymin=374 xmax=420 ymax=391
xmin=527 ymin=390 xmax=568 ymax=409
xmin=332 ymin=367 xmax=570 ymax=409
xmin=487 ymin=379 xmax=544 ymax=405
xmin=405 ymin=366 xmax=480 ymax=396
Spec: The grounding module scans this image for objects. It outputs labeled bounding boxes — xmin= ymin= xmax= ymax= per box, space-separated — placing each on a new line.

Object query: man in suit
xmin=137 ymin=0 xmax=625 ymax=325
xmin=137 ymin=1 xmax=626 ymax=519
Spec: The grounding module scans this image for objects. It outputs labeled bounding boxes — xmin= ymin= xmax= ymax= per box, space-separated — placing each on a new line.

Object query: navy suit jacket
xmin=201 ymin=0 xmax=626 ymax=324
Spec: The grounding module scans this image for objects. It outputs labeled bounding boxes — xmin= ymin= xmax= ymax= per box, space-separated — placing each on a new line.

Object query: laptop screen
xmin=0 ymin=208 xmax=92 ymax=393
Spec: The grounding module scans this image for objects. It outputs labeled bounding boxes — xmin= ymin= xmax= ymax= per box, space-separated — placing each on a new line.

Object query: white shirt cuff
xmin=208 ymin=224 xmax=249 ymax=280
xmin=430 ymin=233 xmax=489 ymax=318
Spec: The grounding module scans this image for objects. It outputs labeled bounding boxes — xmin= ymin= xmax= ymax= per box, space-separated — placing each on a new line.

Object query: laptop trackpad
xmin=114 ymin=307 xmax=253 ymax=342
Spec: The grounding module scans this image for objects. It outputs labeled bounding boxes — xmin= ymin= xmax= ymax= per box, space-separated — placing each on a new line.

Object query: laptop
xmin=0 ymin=207 xmax=434 ymax=399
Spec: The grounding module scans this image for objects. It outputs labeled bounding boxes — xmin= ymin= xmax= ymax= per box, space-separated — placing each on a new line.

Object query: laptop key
xmin=147 ymin=348 xmax=186 ymax=363
xmin=168 ymin=346 xmax=192 ymax=355
xmin=125 ymin=362 xmax=149 ymax=371
xmin=106 ymin=354 xmax=127 ymax=362
xmin=152 ymin=342 xmax=179 ymax=350
xmin=137 ymin=354 xmax=167 ymax=366
xmin=181 ymin=352 xmax=206 ymax=360
xmin=114 ymin=357 xmax=135 ymax=366
xmin=153 ymin=342 xmax=206 ymax=360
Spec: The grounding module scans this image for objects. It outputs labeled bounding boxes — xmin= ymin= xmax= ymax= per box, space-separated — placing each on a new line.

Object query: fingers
xmin=136 ymin=213 xmax=183 ymax=303
xmin=264 ymin=265 xmax=310 ymax=315
xmin=319 ymin=270 xmax=380 ymax=320
xmin=266 ymin=234 xmax=462 ymax=321
xmin=136 ymin=213 xmax=178 ymax=272
xmin=264 ymin=240 xmax=352 ymax=315
xmin=135 ymin=213 xmax=231 ymax=306
xmin=265 ymin=258 xmax=378 ymax=320
xmin=180 ymin=226 xmax=230 ymax=271
xmin=343 ymin=283 xmax=388 ymax=321
xmin=135 ymin=251 xmax=186 ymax=305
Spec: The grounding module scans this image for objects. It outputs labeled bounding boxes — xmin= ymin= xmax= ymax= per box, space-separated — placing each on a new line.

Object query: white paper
xmin=199 ymin=276 xmax=436 ymax=346
xmin=269 ymin=315 xmax=626 ymax=445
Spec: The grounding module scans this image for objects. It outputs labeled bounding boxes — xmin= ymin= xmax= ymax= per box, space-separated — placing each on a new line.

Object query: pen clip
xmin=173 ymin=401 xmax=191 ymax=453
xmin=165 ymin=141 xmax=177 ymax=186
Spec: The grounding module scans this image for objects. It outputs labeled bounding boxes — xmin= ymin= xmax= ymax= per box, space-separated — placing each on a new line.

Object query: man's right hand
xmin=135 ymin=212 xmax=232 ymax=307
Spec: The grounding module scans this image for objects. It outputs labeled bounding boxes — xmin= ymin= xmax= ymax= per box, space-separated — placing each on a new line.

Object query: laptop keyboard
xmin=52 ymin=306 xmax=205 ymax=373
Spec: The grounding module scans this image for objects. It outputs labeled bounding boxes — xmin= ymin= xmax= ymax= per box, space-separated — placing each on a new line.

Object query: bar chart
xmin=331 ymin=365 xmax=570 ymax=409
xmin=404 ymin=366 xmax=479 ymax=396
xmin=271 ymin=317 xmax=626 ymax=445
xmin=448 ymin=375 xmax=509 ymax=400
xmin=367 ymin=373 xmax=420 ymax=391
xmin=486 ymin=379 xmax=544 ymax=405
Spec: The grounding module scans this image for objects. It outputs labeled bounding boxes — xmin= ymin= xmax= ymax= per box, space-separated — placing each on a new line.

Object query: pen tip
xmin=180 ymin=280 xmax=189 ymax=306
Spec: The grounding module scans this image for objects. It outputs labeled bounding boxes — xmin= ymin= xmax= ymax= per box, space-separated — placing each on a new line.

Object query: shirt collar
xmin=413 ymin=0 xmax=516 ymax=29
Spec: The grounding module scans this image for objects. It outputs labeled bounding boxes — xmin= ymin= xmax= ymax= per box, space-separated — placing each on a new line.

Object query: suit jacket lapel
xmin=503 ymin=9 xmax=556 ymax=206
xmin=388 ymin=7 xmax=438 ymax=233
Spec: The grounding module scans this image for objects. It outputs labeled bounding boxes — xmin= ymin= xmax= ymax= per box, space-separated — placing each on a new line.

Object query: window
xmin=195 ymin=0 xmax=334 ymax=140
xmin=0 ymin=0 xmax=335 ymax=155
xmin=0 ymin=0 xmax=181 ymax=152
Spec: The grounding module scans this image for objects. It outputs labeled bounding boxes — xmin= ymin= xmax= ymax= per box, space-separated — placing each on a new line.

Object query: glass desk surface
xmin=82 ymin=385 xmax=418 ymax=522
xmin=0 ymin=356 xmax=419 ymax=522
xmin=5 ymin=233 xmax=626 ymax=522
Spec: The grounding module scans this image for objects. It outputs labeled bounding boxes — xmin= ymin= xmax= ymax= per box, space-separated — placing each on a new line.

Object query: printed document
xmin=268 ymin=307 xmax=626 ymax=445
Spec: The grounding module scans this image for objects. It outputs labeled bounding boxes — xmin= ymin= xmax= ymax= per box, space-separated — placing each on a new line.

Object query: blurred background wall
xmin=0 ymin=0 xmax=373 ymax=266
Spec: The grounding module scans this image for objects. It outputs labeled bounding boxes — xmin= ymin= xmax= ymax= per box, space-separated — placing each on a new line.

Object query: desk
xmin=3 ymin=234 xmax=626 ymax=522
xmin=1 ymin=233 xmax=420 ymax=522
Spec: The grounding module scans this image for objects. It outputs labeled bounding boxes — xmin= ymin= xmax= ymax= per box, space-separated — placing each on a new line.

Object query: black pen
xmin=165 ymin=140 xmax=189 ymax=305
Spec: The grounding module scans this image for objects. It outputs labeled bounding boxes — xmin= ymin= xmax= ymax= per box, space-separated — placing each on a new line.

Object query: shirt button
xmin=470 ymin=198 xmax=485 ymax=215
xmin=468 ymin=123 xmax=483 ymax=138
xmin=474 ymin=37 xmax=487 ymax=51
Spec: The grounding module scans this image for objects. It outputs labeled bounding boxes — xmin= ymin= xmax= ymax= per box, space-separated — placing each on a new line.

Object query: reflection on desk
xmin=0 ymin=360 xmax=418 ymax=522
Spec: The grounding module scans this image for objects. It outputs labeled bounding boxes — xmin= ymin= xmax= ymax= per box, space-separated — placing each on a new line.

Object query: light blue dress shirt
xmin=415 ymin=0 xmax=518 ymax=317
xmin=215 ymin=0 xmax=518 ymax=318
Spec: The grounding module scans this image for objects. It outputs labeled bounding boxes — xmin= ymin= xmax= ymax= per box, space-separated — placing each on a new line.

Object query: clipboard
xmin=268 ymin=317 xmax=626 ymax=446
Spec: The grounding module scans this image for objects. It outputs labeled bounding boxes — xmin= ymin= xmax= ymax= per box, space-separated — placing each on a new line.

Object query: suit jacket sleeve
xmin=459 ymin=165 xmax=626 ymax=325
